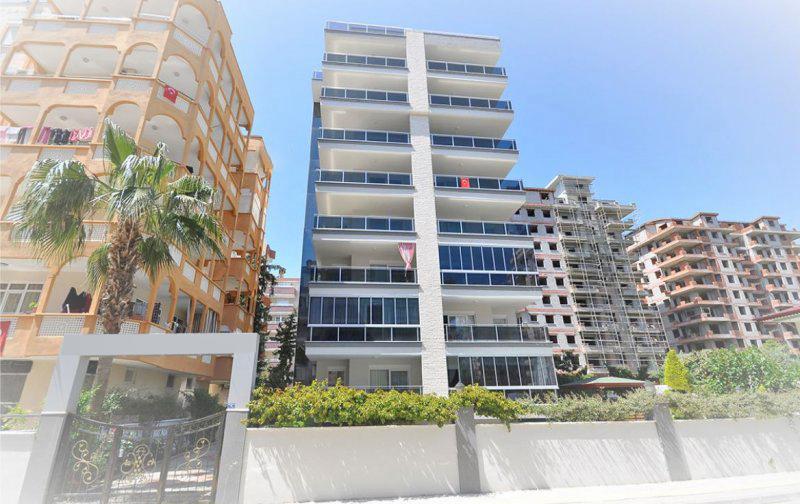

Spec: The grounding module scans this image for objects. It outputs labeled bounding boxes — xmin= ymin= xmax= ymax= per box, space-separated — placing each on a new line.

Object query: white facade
xmin=297 ymin=22 xmax=557 ymax=397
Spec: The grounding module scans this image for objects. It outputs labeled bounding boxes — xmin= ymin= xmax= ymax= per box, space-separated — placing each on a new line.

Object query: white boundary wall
xmin=477 ymin=421 xmax=670 ymax=492
xmin=0 ymin=431 xmax=35 ymax=504
xmin=239 ymin=425 xmax=459 ymax=503
xmin=239 ymin=417 xmax=800 ymax=504
xmin=676 ymin=417 xmax=800 ymax=479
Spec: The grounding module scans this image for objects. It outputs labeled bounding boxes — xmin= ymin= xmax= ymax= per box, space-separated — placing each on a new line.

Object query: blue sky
xmin=225 ymin=0 xmax=800 ymax=276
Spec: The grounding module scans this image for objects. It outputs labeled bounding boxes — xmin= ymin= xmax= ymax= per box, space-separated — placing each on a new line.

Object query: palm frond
xmin=87 ymin=243 xmax=111 ymax=289
xmin=102 ymin=119 xmax=136 ymax=176
xmin=165 ymin=176 xmax=216 ymax=214
xmin=8 ymin=159 xmax=97 ymax=265
xmin=148 ymin=211 xmax=224 ymax=260
xmin=136 ymin=237 xmax=174 ymax=282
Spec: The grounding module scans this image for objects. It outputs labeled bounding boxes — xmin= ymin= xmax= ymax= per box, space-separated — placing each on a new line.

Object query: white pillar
xmin=406 ymin=31 xmax=449 ymax=395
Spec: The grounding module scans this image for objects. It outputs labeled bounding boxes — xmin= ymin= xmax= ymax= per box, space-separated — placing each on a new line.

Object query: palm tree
xmin=10 ymin=119 xmax=223 ymax=412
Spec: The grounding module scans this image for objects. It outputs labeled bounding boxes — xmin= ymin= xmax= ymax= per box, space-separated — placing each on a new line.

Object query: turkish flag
xmin=459 ymin=177 xmax=471 ymax=188
xmin=0 ymin=320 xmax=9 ymax=356
xmin=163 ymin=85 xmax=178 ymax=103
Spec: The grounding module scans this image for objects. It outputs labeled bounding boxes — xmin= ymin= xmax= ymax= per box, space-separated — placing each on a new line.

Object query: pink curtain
xmin=398 ymin=242 xmax=415 ymax=270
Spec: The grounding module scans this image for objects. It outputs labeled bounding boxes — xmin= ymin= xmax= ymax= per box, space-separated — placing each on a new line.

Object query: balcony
xmin=319 ymin=128 xmax=410 ymax=144
xmin=310 ymin=266 xmax=417 ymax=284
xmin=308 ymin=326 xmax=420 ymax=342
xmin=324 ymin=52 xmax=406 ymax=69
xmin=444 ymin=325 xmax=548 ymax=343
xmin=438 ymin=219 xmax=529 ymax=236
xmin=315 ymin=171 xmax=414 ymax=216
xmin=314 ymin=215 xmax=414 ymax=232
xmin=429 ymin=94 xmax=513 ymax=137
xmin=325 ymin=22 xmax=405 ymax=37
xmin=427 ymin=60 xmax=506 ymax=77
xmin=322 ymin=87 xmax=407 ymax=103
xmin=430 ymin=134 xmax=518 ymax=178
xmin=440 ymin=271 xmax=538 ymax=288
xmin=434 ymin=175 xmax=525 ymax=221
xmin=317 ymin=169 xmax=411 ymax=186
xmin=319 ymin=87 xmax=410 ymax=131
xmin=434 ymin=175 xmax=521 ymax=190
xmin=431 ymin=134 xmax=516 ymax=151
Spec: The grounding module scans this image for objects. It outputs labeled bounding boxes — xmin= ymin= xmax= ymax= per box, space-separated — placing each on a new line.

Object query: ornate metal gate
xmin=48 ymin=412 xmax=225 ymax=503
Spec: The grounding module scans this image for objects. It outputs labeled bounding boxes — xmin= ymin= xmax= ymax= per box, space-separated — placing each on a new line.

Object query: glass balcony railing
xmin=438 ymin=220 xmax=529 ymax=236
xmin=316 ymin=169 xmax=412 ymax=186
xmin=321 ymin=87 xmax=408 ymax=103
xmin=434 ymin=175 xmax=521 ymax=191
xmin=314 ymin=215 xmax=414 ymax=232
xmin=441 ymin=272 xmax=538 ymax=287
xmin=429 ymin=94 xmax=512 ymax=110
xmin=324 ymin=52 xmax=406 ymax=69
xmin=310 ymin=266 xmax=417 ymax=284
xmin=427 ymin=60 xmax=506 ymax=76
xmin=430 ymin=134 xmax=517 ymax=151
xmin=326 ymin=21 xmax=405 ymax=37
xmin=319 ymin=128 xmax=410 ymax=144
xmin=312 ymin=70 xmax=323 ymax=80
xmin=444 ymin=325 xmax=549 ymax=342
xmin=309 ymin=326 xmax=420 ymax=342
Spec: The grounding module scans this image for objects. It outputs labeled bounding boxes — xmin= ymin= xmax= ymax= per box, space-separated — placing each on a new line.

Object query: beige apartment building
xmin=516 ymin=176 xmax=668 ymax=372
xmin=629 ymin=214 xmax=800 ymax=352
xmin=0 ymin=0 xmax=272 ymax=411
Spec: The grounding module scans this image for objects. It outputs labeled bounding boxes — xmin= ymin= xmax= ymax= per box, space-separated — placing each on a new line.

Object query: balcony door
xmin=369 ymin=369 xmax=409 ymax=389
xmin=444 ymin=314 xmax=475 ymax=326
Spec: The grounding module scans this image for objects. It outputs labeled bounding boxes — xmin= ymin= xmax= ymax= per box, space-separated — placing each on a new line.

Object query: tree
xmin=265 ymin=312 xmax=296 ymax=388
xmin=253 ymin=257 xmax=284 ymax=383
xmin=10 ymin=119 xmax=223 ymax=412
xmin=664 ymin=349 xmax=691 ymax=392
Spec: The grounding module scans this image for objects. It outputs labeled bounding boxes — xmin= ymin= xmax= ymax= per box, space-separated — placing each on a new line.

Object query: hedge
xmin=246 ymin=382 xmax=523 ymax=428
xmin=520 ymin=389 xmax=800 ymax=422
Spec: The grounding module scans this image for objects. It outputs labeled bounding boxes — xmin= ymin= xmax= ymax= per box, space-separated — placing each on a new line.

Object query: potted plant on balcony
xmin=10 ymin=119 xmax=223 ymax=413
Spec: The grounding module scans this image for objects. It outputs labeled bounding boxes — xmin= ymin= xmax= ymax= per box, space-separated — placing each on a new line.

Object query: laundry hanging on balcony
xmin=0 ymin=125 xmax=32 ymax=144
xmin=398 ymin=242 xmax=415 ymax=270
xmin=163 ymin=84 xmax=179 ymax=103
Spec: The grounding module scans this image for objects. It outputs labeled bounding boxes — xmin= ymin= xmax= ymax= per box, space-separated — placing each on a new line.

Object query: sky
xmin=224 ymin=0 xmax=800 ymax=276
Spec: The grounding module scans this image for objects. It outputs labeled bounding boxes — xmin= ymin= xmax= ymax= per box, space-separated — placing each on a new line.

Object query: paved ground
xmin=324 ymin=472 xmax=800 ymax=504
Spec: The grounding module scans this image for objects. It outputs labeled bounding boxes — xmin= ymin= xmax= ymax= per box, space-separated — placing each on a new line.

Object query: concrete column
xmin=455 ymin=408 xmax=481 ymax=494
xmin=652 ymin=403 xmax=692 ymax=481
xmin=19 ymin=354 xmax=89 ymax=504
xmin=405 ymin=31 xmax=448 ymax=395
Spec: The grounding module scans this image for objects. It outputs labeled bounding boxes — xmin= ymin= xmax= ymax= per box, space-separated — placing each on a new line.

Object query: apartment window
xmin=559 ymin=296 xmax=567 ymax=305
xmin=536 ymin=259 xmax=545 ymax=268
xmin=123 ymin=368 xmax=135 ymax=383
xmin=453 ymin=356 xmax=556 ymax=387
xmin=566 ymin=335 xmax=576 ymax=344
xmin=542 ymin=210 xmax=551 ymax=218
xmin=555 ymin=278 xmax=564 ymax=286
xmin=309 ymin=296 xmax=420 ymax=325
xmin=540 ymin=192 xmax=550 ymax=200
xmin=0 ymin=360 xmax=32 ymax=412
xmin=0 ymin=283 xmax=43 ymax=314
xmin=545 ymin=315 xmax=554 ymax=324
xmin=185 ymin=377 xmax=194 ymax=389
xmin=552 ymin=260 xmax=561 ymax=268
xmin=533 ymin=242 xmax=541 ymax=250
xmin=166 ymin=374 xmax=176 ymax=388
xmin=439 ymin=245 xmax=536 ymax=272
xmin=563 ymin=315 xmax=572 ymax=324
xmin=370 ymin=369 xmax=408 ymax=389
xmin=545 ymin=226 xmax=554 ymax=234
xmin=543 ymin=295 xmax=551 ymax=305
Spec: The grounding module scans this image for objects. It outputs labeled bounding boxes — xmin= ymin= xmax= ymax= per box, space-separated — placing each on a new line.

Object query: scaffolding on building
xmin=553 ymin=179 xmax=667 ymax=372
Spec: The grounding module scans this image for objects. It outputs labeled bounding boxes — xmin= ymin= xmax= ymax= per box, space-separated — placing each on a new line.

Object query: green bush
xmin=78 ymin=387 xmax=185 ymax=423
xmin=1 ymin=404 xmax=32 ymax=431
xmin=246 ymin=381 xmax=523 ymax=428
xmin=519 ymin=388 xmax=800 ymax=422
xmin=183 ymin=389 xmax=225 ymax=419
xmin=664 ymin=349 xmax=691 ymax=392
xmin=680 ymin=342 xmax=800 ymax=394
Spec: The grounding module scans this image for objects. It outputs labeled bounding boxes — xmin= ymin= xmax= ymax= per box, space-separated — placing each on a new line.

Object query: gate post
xmin=214 ymin=349 xmax=258 ymax=504
xmin=19 ymin=354 xmax=89 ymax=504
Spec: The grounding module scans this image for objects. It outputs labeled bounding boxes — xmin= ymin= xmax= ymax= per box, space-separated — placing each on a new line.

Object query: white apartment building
xmin=629 ymin=214 xmax=800 ymax=352
xmin=295 ymin=22 xmax=557 ymax=397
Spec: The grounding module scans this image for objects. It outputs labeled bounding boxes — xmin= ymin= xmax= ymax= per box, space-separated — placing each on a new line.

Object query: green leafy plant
xmin=264 ymin=312 xmax=297 ymax=388
xmin=664 ymin=349 xmax=691 ymax=392
xmin=183 ymin=389 xmax=225 ymax=418
xmin=607 ymin=365 xmax=636 ymax=380
xmin=10 ymin=119 xmax=223 ymax=412
xmin=246 ymin=381 xmax=524 ymax=428
xmin=1 ymin=404 xmax=32 ymax=430
xmin=253 ymin=258 xmax=285 ymax=384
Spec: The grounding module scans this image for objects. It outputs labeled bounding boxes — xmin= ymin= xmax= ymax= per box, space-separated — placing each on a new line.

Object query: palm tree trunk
xmin=90 ymin=219 xmax=141 ymax=414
